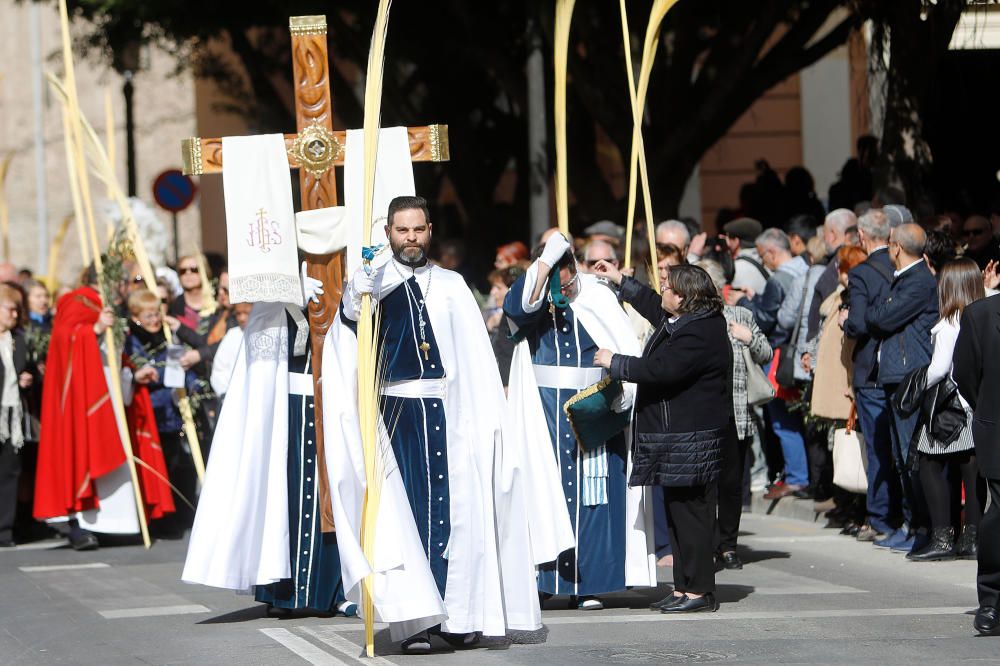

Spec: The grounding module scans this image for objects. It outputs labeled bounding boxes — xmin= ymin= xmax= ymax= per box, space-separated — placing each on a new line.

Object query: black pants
xmin=917 ymin=450 xmax=985 ymax=531
xmin=806 ymin=423 xmax=832 ymax=498
xmin=716 ymin=434 xmax=750 ymax=553
xmin=978 ymin=477 xmax=1000 ymax=609
xmin=663 ymin=484 xmax=716 ymax=595
xmin=0 ymin=441 xmax=20 ymax=542
xmin=160 ymin=432 xmax=197 ymax=527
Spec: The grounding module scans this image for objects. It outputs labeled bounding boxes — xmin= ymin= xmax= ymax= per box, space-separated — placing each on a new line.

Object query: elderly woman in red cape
xmin=34 ymin=277 xmax=174 ymax=550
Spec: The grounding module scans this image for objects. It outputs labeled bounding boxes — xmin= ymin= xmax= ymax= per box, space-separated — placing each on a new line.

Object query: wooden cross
xmin=180 ymin=14 xmax=449 ymax=533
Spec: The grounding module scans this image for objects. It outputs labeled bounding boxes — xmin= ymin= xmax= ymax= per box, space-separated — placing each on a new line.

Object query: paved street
xmin=0 ymin=511 xmax=992 ymax=665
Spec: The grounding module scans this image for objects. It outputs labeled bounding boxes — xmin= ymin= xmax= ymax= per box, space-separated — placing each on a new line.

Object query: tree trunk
xmin=875 ymin=1 xmax=964 ymax=204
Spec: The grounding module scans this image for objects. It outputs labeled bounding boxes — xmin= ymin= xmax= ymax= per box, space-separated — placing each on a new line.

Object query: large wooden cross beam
xmin=180 ymin=14 xmax=449 ymax=533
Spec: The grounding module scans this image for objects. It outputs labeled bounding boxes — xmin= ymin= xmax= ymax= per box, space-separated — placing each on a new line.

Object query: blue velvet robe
xmin=342 ymin=276 xmax=451 ymax=597
xmin=255 ymin=313 xmax=346 ymax=612
xmin=505 ymin=280 xmax=628 ymax=596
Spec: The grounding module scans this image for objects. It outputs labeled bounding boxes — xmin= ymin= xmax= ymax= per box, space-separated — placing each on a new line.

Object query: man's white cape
xmin=506 ymin=268 xmax=658 ymax=588
xmin=181 ymin=127 xmax=413 ymax=592
xmin=323 ymin=258 xmax=574 ymax=641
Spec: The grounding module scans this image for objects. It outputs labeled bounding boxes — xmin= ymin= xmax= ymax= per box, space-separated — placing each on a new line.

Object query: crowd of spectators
xmin=479 ymin=155 xmax=1000 ymax=570
xmin=0 ymin=256 xmax=235 ymax=546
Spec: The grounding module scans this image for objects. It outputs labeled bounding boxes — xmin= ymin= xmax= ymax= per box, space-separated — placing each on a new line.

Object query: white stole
xmin=222 ymin=134 xmax=302 ymax=306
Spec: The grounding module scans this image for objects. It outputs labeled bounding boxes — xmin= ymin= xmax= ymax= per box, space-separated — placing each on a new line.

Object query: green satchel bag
xmin=563 ymin=377 xmax=631 ymax=452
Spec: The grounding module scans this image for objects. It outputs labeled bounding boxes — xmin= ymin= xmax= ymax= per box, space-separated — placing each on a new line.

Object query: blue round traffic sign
xmin=152 ymin=169 xmax=197 ymax=213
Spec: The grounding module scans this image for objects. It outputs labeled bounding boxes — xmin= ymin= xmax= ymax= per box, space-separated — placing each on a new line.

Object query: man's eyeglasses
xmin=963 ymin=227 xmax=990 ymax=238
xmin=178 ymin=267 xmax=199 ymax=275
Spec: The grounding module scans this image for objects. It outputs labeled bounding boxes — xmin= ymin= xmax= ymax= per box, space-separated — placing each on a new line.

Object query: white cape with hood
xmin=182 ymin=303 xmax=296 ymax=591
xmin=506 ymin=268 xmax=658 ymax=589
xmin=323 ymin=256 xmax=568 ymax=641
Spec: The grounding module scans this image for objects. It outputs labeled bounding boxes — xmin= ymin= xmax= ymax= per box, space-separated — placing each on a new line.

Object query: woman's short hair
xmin=127 ymin=289 xmax=161 ymax=316
xmin=806 ymin=236 xmax=826 ymax=264
xmin=837 ymin=245 xmax=868 ymax=276
xmin=924 ymin=229 xmax=958 ymax=273
xmin=495 ymin=241 xmax=529 ymax=265
xmin=938 ymin=258 xmax=985 ymax=322
xmin=694 ymin=259 xmax=727 ymax=294
xmin=488 ymin=265 xmax=525 ymax=288
xmin=668 ymin=264 xmax=723 ymax=315
xmin=655 ymin=242 xmax=685 ymax=265
xmin=0 ymin=284 xmax=21 ymax=308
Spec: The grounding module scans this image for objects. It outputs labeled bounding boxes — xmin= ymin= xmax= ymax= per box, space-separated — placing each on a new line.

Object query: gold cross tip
xmin=290 ymin=15 xmax=327 ymax=35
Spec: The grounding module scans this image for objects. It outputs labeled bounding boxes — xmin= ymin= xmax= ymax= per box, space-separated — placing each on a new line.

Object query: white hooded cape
xmin=182 ymin=303 xmax=293 ymax=591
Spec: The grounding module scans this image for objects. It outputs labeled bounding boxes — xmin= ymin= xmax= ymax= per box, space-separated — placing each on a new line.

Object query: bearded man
xmin=323 ymin=195 xmax=552 ymax=654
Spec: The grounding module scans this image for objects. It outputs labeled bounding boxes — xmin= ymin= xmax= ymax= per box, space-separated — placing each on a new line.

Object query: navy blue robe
xmin=343 ymin=276 xmax=451 ymax=597
xmin=255 ymin=313 xmax=347 ymax=612
xmin=505 ymin=280 xmax=628 ymax=597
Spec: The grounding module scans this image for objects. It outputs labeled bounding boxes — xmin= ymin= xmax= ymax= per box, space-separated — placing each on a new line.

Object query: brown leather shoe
xmin=855 ymin=523 xmax=888 ymax=542
xmin=763 ymin=484 xmax=803 ymax=500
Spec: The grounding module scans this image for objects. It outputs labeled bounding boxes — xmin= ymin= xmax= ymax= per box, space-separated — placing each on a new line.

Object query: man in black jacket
xmin=841 ymin=209 xmax=896 ymax=542
xmin=953 ymin=293 xmax=1000 ymax=636
xmin=866 ymin=223 xmax=938 ymax=554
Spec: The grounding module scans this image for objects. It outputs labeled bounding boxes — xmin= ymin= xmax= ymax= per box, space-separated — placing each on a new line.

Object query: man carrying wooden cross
xmin=181 ymin=15 xmax=447 ymax=617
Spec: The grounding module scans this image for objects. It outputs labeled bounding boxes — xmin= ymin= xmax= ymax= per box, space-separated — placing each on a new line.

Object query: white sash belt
xmin=532 ymin=364 xmax=604 ymax=391
xmin=381 ymin=377 xmax=447 ymax=400
xmin=288 ymin=372 xmax=314 ymax=397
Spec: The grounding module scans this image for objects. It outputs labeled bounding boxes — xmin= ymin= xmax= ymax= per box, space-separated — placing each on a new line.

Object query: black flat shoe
xmin=69 ymin=532 xmax=99 ymax=551
xmin=974 ymin=606 xmax=1000 ymax=636
xmin=660 ymin=594 xmax=718 ymax=614
xmin=719 ymin=551 xmax=743 ymax=570
xmin=401 ymin=630 xmax=432 ymax=654
xmin=650 ymin=594 xmax=684 ymax=610
xmin=955 ymin=526 xmax=978 ymax=560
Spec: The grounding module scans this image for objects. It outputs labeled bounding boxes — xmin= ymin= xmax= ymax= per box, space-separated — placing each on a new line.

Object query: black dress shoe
xmin=650 ymin=594 xmax=684 ymax=610
xmin=661 ymin=594 xmax=718 ymax=614
xmin=69 ymin=532 xmax=99 ymax=551
xmin=0 ymin=539 xmax=15 ymax=548
xmin=974 ymin=606 xmax=1000 ymax=636
xmin=719 ymin=551 xmax=743 ymax=570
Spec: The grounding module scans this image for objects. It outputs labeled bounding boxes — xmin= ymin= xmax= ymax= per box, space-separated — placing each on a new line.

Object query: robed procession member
xmin=182 ymin=134 xmax=355 ymax=617
xmin=324 ymin=195 xmax=552 ymax=654
xmin=502 ymin=232 xmax=657 ymax=610
xmin=592 ymin=262 xmax=733 ymax=614
xmin=33 ymin=268 xmax=175 ymax=550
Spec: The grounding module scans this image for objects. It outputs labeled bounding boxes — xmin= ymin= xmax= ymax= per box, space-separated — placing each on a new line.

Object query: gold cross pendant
xmin=420 ymin=341 xmax=431 ymax=360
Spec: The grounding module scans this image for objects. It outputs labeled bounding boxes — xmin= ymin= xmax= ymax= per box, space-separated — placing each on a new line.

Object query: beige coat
xmin=810 ymin=287 xmax=855 ymax=420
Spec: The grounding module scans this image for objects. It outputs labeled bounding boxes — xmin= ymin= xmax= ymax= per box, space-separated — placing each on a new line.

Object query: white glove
xmin=539 ymin=232 xmax=572 ymax=267
xmin=349 ymin=264 xmax=376 ymax=299
xmin=301 ymin=261 xmax=325 ymax=304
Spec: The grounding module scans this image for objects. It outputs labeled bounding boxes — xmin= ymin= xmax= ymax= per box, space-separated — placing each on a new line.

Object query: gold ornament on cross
xmin=288 ymin=121 xmax=343 ymax=177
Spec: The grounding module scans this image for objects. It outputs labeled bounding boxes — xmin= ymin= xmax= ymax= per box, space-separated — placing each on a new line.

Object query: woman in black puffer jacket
xmin=593 ymin=263 xmax=733 ymax=614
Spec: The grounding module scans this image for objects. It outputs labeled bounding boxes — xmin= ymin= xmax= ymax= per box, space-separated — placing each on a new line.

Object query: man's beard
xmin=391 ymin=240 xmax=428 ymax=267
